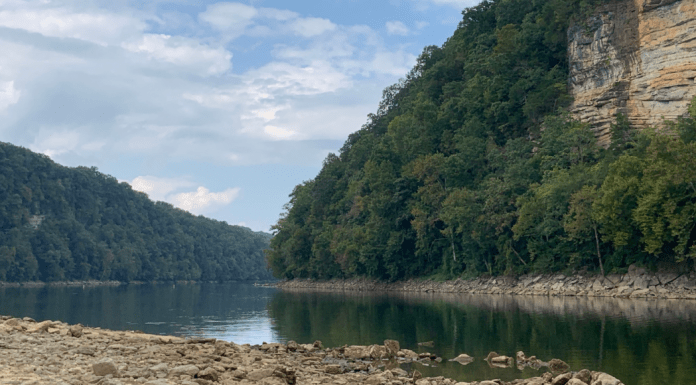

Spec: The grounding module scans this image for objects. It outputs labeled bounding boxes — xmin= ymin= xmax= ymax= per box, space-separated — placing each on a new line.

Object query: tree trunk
xmin=594 ymin=225 xmax=604 ymax=276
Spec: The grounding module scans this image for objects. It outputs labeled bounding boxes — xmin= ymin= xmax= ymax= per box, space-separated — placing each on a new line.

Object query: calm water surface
xmin=1 ymin=283 xmax=695 ymax=385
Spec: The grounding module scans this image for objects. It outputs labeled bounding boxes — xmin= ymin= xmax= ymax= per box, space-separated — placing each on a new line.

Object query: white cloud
xmin=0 ymin=81 xmax=20 ymax=112
xmin=122 ymin=34 xmax=232 ymax=76
xmin=386 ymin=21 xmax=410 ymax=36
xmin=259 ymin=8 xmax=298 ymax=21
xmin=246 ymin=61 xmax=352 ymax=97
xmin=427 ymin=0 xmax=480 ymax=9
xmin=199 ymin=2 xmax=257 ymax=39
xmin=171 ymin=186 xmax=241 ymax=213
xmin=0 ymin=7 xmax=145 ymax=46
xmin=29 ymin=129 xmax=80 ymax=158
xmin=129 ymin=176 xmax=195 ymax=202
xmin=263 ymin=125 xmax=296 ymax=140
xmin=290 ymin=17 xmax=336 ymax=37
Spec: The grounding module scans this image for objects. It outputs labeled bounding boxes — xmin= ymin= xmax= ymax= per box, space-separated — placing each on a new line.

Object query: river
xmin=1 ymin=282 xmax=694 ymax=384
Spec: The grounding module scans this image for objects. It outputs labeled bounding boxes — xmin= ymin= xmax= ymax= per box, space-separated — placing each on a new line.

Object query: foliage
xmin=267 ymin=0 xmax=696 ymax=280
xmin=0 ymin=142 xmax=272 ymax=282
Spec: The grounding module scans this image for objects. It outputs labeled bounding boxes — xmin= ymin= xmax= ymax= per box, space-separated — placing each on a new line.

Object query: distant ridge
xmin=0 ymin=141 xmax=272 ymax=282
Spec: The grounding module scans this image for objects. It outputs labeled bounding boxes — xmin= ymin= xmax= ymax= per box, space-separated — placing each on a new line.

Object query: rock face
xmin=568 ymin=0 xmax=696 ymax=146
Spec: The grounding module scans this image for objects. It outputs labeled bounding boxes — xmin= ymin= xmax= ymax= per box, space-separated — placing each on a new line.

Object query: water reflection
xmin=1 ymin=284 xmax=695 ymax=385
xmin=0 ymin=283 xmax=279 ymax=345
xmin=270 ymin=289 xmax=696 ymax=385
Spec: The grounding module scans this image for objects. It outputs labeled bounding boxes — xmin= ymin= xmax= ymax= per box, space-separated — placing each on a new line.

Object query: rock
xmin=69 ymin=325 xmax=83 ymax=337
xmin=591 ymin=373 xmax=623 ymax=385
xmin=92 ymin=359 xmax=119 ymax=377
xmin=76 ymin=346 xmax=96 ymax=356
xmin=286 ymin=340 xmax=299 ymax=351
xmin=247 ymin=368 xmax=275 ymax=381
xmin=4 ymin=318 xmax=19 ymax=327
xmin=553 ymin=372 xmax=573 ymax=385
xmin=150 ymin=363 xmax=169 ymax=373
xmin=549 ymin=358 xmax=570 ymax=373
xmin=633 ymin=276 xmax=649 ymax=289
xmin=485 ymin=352 xmax=500 ymax=361
xmin=574 ymin=369 xmax=592 ymax=384
xmin=415 ymin=379 xmax=431 ymax=385
xmin=449 ymin=353 xmax=474 ymax=365
xmin=384 ymin=339 xmax=400 ymax=356
xmin=344 ymin=345 xmax=369 ymax=360
xmin=568 ymin=0 xmax=696 ymax=146
xmin=368 ymin=344 xmax=387 ymax=359
xmin=391 ymin=368 xmax=408 ymax=377
xmin=325 ymin=365 xmax=342 ymax=374
xmin=568 ymin=379 xmax=589 ymax=385
xmin=197 ymin=367 xmax=218 ymax=382
xmin=413 ymin=369 xmax=422 ymax=380
xmin=170 ymin=364 xmax=199 ymax=377
xmin=27 ymin=320 xmax=54 ymax=333
xmin=490 ymin=356 xmax=511 ymax=364
xmin=144 ymin=380 xmax=173 ymax=385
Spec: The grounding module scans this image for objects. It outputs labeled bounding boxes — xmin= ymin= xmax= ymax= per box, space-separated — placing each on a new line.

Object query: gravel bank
xmin=0 ymin=316 xmax=624 ymax=385
xmin=276 ymin=265 xmax=696 ymax=300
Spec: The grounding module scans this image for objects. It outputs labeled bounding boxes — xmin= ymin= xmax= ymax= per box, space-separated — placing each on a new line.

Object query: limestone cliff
xmin=568 ymin=0 xmax=696 ymax=146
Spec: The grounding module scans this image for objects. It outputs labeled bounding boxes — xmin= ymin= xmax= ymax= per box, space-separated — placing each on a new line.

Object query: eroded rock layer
xmin=568 ymin=0 xmax=696 ymax=146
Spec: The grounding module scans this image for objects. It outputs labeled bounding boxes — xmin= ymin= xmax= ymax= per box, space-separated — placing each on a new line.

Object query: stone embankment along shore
xmin=0 ymin=316 xmax=624 ymax=385
xmin=276 ymin=265 xmax=696 ymax=300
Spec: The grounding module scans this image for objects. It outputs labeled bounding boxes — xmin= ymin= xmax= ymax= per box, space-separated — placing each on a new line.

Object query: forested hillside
xmin=267 ymin=0 xmax=696 ymax=280
xmin=0 ymin=142 xmax=272 ymax=282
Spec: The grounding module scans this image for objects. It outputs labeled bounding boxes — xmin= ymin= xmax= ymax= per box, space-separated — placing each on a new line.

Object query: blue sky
xmin=0 ymin=0 xmax=480 ymax=232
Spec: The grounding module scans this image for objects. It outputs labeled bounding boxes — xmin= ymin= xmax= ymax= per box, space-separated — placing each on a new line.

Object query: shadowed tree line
xmin=0 ymin=142 xmax=272 ymax=282
xmin=267 ymin=0 xmax=696 ymax=280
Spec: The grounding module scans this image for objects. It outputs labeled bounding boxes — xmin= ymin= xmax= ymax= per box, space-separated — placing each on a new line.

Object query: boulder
xmin=4 ymin=318 xmax=19 ymax=327
xmin=400 ymin=349 xmax=419 ymax=359
xmin=552 ymin=372 xmax=573 ymax=385
xmin=325 ymin=365 xmax=342 ymax=374
xmin=69 ymin=325 xmax=83 ymax=337
xmin=369 ymin=344 xmax=387 ymax=359
xmin=76 ymin=346 xmax=96 ymax=356
xmin=574 ymin=369 xmax=592 ymax=384
xmin=150 ymin=363 xmax=169 ymax=374
xmin=549 ymin=358 xmax=570 ymax=373
xmin=286 ymin=340 xmax=299 ymax=351
xmin=247 ymin=368 xmax=275 ymax=381
xmin=590 ymin=373 xmax=623 ymax=385
xmin=568 ymin=379 xmax=589 ymax=385
xmin=197 ymin=367 xmax=219 ymax=382
xmin=449 ymin=353 xmax=474 ymax=365
xmin=144 ymin=380 xmax=173 ymax=385
xmin=384 ymin=339 xmax=400 ymax=356
xmin=344 ymin=346 xmax=369 ymax=360
xmin=28 ymin=320 xmax=55 ymax=333
xmin=93 ymin=359 xmax=119 ymax=377
xmin=170 ymin=364 xmax=200 ymax=377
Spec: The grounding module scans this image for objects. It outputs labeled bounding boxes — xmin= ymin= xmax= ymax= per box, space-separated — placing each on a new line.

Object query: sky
xmin=0 ymin=0 xmax=481 ymax=232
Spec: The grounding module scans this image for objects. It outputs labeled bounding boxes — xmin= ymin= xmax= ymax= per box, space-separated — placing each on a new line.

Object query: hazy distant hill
xmin=0 ymin=141 xmax=272 ymax=282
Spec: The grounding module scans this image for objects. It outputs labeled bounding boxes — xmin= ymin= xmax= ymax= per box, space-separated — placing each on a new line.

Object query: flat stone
xmin=92 ymin=359 xmax=119 ymax=377
xmin=170 ymin=364 xmax=199 ymax=377
xmin=247 ymin=368 xmax=275 ymax=381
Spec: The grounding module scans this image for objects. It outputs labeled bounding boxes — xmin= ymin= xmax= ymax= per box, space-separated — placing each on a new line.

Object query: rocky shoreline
xmin=275 ymin=265 xmax=696 ymax=300
xmin=0 ymin=316 xmax=623 ymax=385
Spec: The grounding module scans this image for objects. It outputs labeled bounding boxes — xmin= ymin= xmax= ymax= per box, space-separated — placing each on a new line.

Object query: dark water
xmin=1 ymin=283 xmax=695 ymax=385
